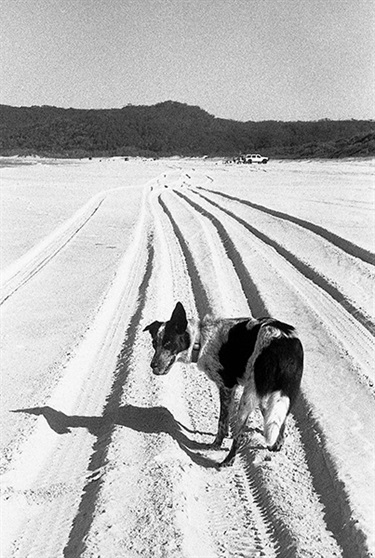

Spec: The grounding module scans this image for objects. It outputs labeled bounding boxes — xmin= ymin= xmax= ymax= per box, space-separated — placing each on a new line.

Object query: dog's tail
xmin=263 ymin=391 xmax=290 ymax=449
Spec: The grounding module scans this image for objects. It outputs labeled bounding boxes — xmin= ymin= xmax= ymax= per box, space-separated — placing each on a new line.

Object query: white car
xmin=244 ymin=154 xmax=269 ymax=164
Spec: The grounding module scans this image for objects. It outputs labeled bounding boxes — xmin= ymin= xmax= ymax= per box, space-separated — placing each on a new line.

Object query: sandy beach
xmin=1 ymin=156 xmax=374 ymax=557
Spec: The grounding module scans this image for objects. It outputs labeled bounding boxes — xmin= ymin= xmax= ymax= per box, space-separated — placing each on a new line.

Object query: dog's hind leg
xmin=220 ymin=384 xmax=257 ymax=467
xmin=262 ymin=391 xmax=290 ymax=451
xmin=235 ymin=384 xmax=258 ymax=439
xmin=212 ymin=386 xmax=232 ymax=448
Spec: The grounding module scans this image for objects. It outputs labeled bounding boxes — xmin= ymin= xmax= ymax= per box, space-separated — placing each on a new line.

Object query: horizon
xmin=1 ymin=0 xmax=374 ymax=122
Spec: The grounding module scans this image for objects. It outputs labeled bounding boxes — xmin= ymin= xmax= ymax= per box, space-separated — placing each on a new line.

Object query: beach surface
xmin=1 ymin=156 xmax=374 ymax=558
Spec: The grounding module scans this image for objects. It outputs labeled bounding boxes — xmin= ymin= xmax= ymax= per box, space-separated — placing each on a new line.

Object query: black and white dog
xmin=144 ymin=302 xmax=303 ymax=466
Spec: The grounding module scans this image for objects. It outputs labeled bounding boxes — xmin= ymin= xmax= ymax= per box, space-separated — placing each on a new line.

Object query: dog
xmin=144 ymin=302 xmax=303 ymax=466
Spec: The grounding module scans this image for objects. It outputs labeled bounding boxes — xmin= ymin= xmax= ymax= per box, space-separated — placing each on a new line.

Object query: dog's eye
xmin=163 ymin=341 xmax=172 ymax=350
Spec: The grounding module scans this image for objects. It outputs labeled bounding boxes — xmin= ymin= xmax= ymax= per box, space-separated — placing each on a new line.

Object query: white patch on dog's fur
xmin=181 ymin=319 xmax=201 ymax=364
xmin=157 ymin=323 xmax=166 ymax=342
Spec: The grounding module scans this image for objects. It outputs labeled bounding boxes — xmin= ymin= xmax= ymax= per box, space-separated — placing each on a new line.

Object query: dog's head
xmin=144 ymin=302 xmax=190 ymax=375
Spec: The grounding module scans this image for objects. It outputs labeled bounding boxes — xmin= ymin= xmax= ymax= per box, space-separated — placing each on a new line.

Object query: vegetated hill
xmin=0 ymin=101 xmax=374 ymax=158
xmin=268 ymin=130 xmax=375 ymax=159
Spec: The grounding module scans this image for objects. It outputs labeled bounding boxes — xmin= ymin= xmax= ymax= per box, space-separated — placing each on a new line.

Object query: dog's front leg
xmin=212 ymin=386 xmax=233 ymax=448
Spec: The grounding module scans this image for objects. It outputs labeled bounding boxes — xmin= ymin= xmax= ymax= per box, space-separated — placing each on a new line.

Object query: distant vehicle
xmin=244 ymin=154 xmax=269 ymax=164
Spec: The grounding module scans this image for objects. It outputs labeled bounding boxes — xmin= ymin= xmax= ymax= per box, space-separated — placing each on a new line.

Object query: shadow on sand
xmin=12 ymin=404 xmax=222 ymax=469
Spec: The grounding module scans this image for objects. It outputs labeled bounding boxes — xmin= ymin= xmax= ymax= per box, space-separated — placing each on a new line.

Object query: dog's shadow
xmin=12 ymin=404 xmax=221 ymax=469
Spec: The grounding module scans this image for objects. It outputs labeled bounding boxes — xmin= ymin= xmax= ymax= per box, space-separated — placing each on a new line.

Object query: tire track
xmin=157 ymin=195 xmax=211 ymax=320
xmin=0 ymin=177 xmax=159 ymax=306
xmin=179 ymin=189 xmax=375 ymax=382
xmin=0 ymin=193 xmax=105 ymax=305
xmin=63 ymin=235 xmax=155 ymax=557
xmin=185 ymin=189 xmax=375 ymax=337
xmin=198 ymin=186 xmax=375 ymax=266
xmin=158 ymin=194 xmax=267 ymax=319
xmin=158 ymin=191 xmax=343 ymax=558
xmin=161 ymin=188 xmax=371 ymax=558
xmin=1 ymin=185 xmax=153 ymax=558
xmin=157 ymin=191 xmax=282 ymax=557
xmin=80 ymin=189 xmax=248 ymax=558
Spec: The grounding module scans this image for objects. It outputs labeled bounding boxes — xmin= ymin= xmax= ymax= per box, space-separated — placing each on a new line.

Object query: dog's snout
xmin=150 ymin=357 xmax=161 ymax=374
xmin=149 ymin=348 xmax=175 ymax=375
xmin=151 ymin=364 xmax=163 ymax=375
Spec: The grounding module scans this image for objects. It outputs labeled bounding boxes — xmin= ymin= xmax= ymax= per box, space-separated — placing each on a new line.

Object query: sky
xmin=1 ymin=0 xmax=374 ymax=121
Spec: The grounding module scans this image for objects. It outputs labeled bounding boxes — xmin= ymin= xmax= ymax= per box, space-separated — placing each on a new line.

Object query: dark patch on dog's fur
xmin=161 ymin=303 xmax=191 ymax=355
xmin=162 ymin=326 xmax=191 ymax=355
xmin=218 ymin=321 xmax=262 ymax=388
xmin=165 ymin=302 xmax=188 ymax=336
xmin=254 ymin=337 xmax=303 ymax=405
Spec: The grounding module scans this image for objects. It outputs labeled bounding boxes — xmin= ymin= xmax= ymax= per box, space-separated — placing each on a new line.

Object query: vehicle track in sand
xmin=0 ymin=182 xmax=152 ymax=306
xmin=174 ymin=188 xmax=375 ymax=379
xmin=80 ymin=187 xmax=281 ymax=558
xmin=198 ymin=187 xmax=375 ymax=266
xmin=2 ymin=178 xmax=278 ymax=558
xmin=1 ymin=182 xmax=153 ymax=557
xmin=154 ymin=193 xmax=279 ymax=557
xmin=157 ymin=186 xmax=373 ymax=558
xmin=190 ymin=189 xmax=375 ymax=337
xmin=0 ymin=194 xmax=105 ymax=305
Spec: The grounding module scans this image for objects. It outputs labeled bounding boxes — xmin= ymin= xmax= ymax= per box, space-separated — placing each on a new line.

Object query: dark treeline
xmin=0 ymin=101 xmax=374 ymax=158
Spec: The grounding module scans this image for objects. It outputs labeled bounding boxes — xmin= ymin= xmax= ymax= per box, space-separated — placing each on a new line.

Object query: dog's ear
xmin=169 ymin=302 xmax=187 ymax=334
xmin=143 ymin=321 xmax=162 ymax=338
